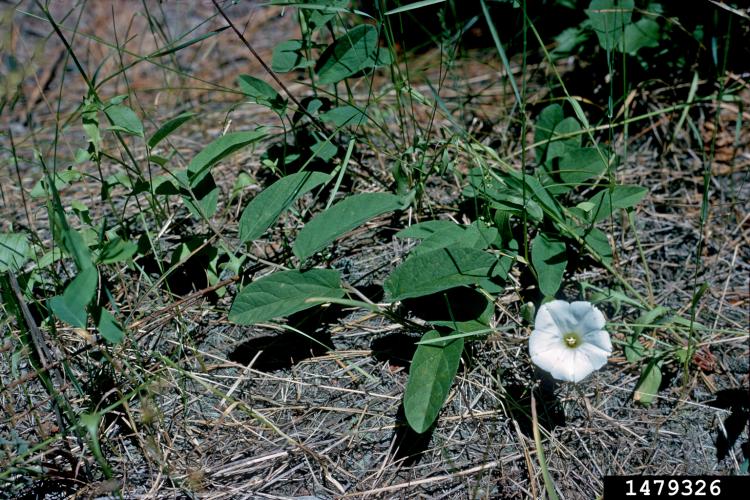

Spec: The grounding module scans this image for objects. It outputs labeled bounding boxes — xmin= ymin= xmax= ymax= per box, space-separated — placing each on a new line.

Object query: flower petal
xmin=571 ymin=301 xmax=606 ymax=334
xmin=582 ymin=329 xmax=612 ymax=355
xmin=529 ymin=327 xmax=562 ymax=358
xmin=576 ymin=342 xmax=610 ymax=373
xmin=533 ymin=302 xmax=562 ymax=335
xmin=530 ymin=342 xmax=572 ymax=380
xmin=570 ymin=349 xmax=598 ymax=382
xmin=538 ymin=300 xmax=577 ymax=334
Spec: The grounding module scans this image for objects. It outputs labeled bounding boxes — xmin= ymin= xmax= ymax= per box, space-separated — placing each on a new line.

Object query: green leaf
xmin=531 ymin=232 xmax=567 ymax=297
xmin=410 ymin=222 xmax=497 ymax=256
xmin=104 ymin=104 xmax=144 ymax=137
xmin=490 ymin=195 xmax=544 ymax=222
xmin=583 ymin=227 xmax=612 ymax=265
xmin=293 ymin=192 xmax=402 ymax=261
xmin=551 ymin=26 xmax=589 ymax=59
xmin=187 ymin=130 xmax=267 ymax=188
xmin=320 ymin=105 xmax=368 ymax=128
xmin=430 ymin=291 xmax=495 ymax=335
xmin=61 ymin=227 xmax=94 ymax=271
xmin=546 ymin=117 xmax=581 ymax=162
xmin=95 ymin=308 xmax=124 ymax=344
xmin=558 ymin=147 xmax=608 ymax=185
xmin=506 ymin=171 xmax=564 ymax=221
xmin=634 ymin=358 xmax=662 ymax=405
xmin=316 ymin=25 xmax=390 ymax=84
xmin=621 ymin=17 xmax=660 ymax=55
xmin=48 ymin=267 xmax=98 ymax=328
xmin=396 ymin=220 xmax=457 ymax=239
xmin=408 ymin=223 xmax=466 ymax=256
xmin=587 ymin=0 xmax=634 ymax=52
xmin=305 ymin=0 xmax=350 ymax=28
xmin=385 ymin=247 xmax=498 ymax=301
xmin=30 ymin=168 xmax=82 ymax=198
xmin=181 ymin=171 xmax=220 ymax=219
xmin=98 ymin=237 xmax=138 ymax=265
xmin=148 ymin=112 xmax=195 ymax=148
xmin=272 ymin=39 xmax=308 ymax=72
xmin=237 ymin=74 xmax=286 ymax=114
xmin=310 ymin=138 xmax=338 ymax=161
xmin=385 ymin=0 xmax=447 ymax=15
xmin=534 ymin=104 xmax=564 ymax=159
xmin=228 ymin=269 xmax=345 ymax=325
xmin=239 ymin=171 xmax=330 ymax=243
xmin=626 ymin=306 xmax=670 ymax=362
xmin=0 ymin=233 xmax=32 ymax=273
xmin=588 ymin=185 xmax=648 ymax=222
xmin=404 ymin=329 xmax=463 ymax=433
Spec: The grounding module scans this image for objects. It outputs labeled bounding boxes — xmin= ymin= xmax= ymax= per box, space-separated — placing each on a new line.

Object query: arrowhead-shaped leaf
xmin=229 ymin=269 xmax=345 ymax=325
xmin=558 ymin=147 xmax=608 ymax=185
xmin=634 ymin=358 xmax=662 ymax=405
xmin=587 ymin=0 xmax=634 ymax=52
xmin=239 ymin=171 xmax=330 ymax=244
xmin=588 ymin=184 xmax=648 ymax=222
xmin=316 ymin=25 xmax=390 ymax=84
xmin=384 ymin=247 xmax=498 ymax=301
xmin=48 ymin=267 xmax=98 ymax=328
xmin=148 ymin=112 xmax=195 ymax=148
xmin=94 ymin=307 xmax=125 ymax=344
xmin=531 ymin=232 xmax=567 ymax=297
xmin=404 ymin=330 xmax=463 ymax=433
xmin=237 ymin=74 xmax=286 ymax=114
xmin=104 ymin=104 xmax=143 ymax=137
xmin=187 ymin=130 xmax=266 ymax=187
xmin=293 ymin=192 xmax=402 ymax=261
xmin=0 ymin=232 xmax=32 ymax=272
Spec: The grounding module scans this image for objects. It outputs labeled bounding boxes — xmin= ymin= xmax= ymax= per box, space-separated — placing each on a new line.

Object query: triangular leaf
xmin=237 ymin=74 xmax=286 ymax=114
xmin=104 ymin=104 xmax=144 ymax=137
xmin=316 ymin=25 xmax=390 ymax=84
xmin=0 ymin=232 xmax=32 ymax=273
xmin=546 ymin=117 xmax=581 ymax=162
xmin=404 ymin=329 xmax=463 ymax=433
xmin=586 ymin=0 xmax=634 ymax=52
xmin=148 ymin=112 xmax=195 ymax=148
xmin=621 ymin=17 xmax=661 ymax=54
xmin=320 ymin=105 xmax=368 ymax=128
xmin=531 ymin=232 xmax=567 ymax=297
xmin=395 ymin=220 xmax=457 ymax=239
xmin=272 ymin=40 xmax=309 ymax=73
xmin=95 ymin=307 xmax=125 ymax=344
xmin=588 ymin=185 xmax=648 ymax=222
xmin=558 ymin=147 xmax=608 ymax=185
xmin=634 ymin=358 xmax=662 ymax=405
xmin=48 ymin=267 xmax=98 ymax=328
xmin=187 ymin=130 xmax=267 ymax=188
xmin=534 ymin=104 xmax=564 ymax=160
xmin=98 ymin=237 xmax=138 ymax=265
xmin=228 ymin=269 xmax=345 ymax=325
xmin=293 ymin=192 xmax=402 ymax=261
xmin=385 ymin=247 xmax=498 ymax=301
xmin=239 ymin=171 xmax=330 ymax=243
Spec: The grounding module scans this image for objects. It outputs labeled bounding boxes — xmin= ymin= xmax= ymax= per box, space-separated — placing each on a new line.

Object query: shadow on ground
xmin=228 ymin=303 xmax=347 ymax=371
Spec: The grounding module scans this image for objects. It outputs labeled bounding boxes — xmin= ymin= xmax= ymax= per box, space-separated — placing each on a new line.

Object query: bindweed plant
xmin=2 ymin=3 xmax=738 ymax=476
xmin=1 ymin=0 xmax=686 ymax=439
xmin=218 ymin=1 xmax=660 ymax=433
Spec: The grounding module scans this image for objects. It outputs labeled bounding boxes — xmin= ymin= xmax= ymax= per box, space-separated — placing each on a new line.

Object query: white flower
xmin=528 ymin=300 xmax=612 ymax=383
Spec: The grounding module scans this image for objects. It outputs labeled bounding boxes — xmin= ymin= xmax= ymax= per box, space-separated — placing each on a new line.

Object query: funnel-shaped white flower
xmin=529 ymin=300 xmax=612 ymax=383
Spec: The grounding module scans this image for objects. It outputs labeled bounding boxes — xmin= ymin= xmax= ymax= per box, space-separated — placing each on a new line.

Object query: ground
xmin=0 ymin=1 xmax=748 ymax=498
